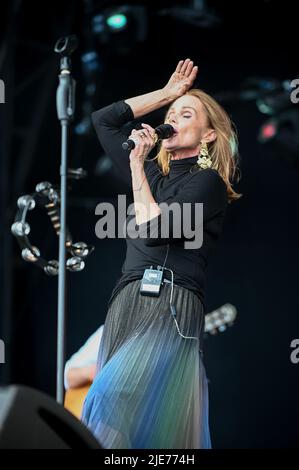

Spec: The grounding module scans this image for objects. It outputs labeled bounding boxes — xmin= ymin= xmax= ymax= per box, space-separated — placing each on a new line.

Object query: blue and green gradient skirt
xmin=81 ymin=279 xmax=211 ymax=449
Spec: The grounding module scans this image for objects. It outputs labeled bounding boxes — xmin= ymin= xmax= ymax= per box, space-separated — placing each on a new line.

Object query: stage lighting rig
xmin=91 ymin=5 xmax=147 ymax=44
xmin=159 ymin=0 xmax=221 ymax=28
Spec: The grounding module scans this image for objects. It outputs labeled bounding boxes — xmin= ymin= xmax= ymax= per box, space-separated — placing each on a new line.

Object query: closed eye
xmin=166 ymin=113 xmax=192 ymax=121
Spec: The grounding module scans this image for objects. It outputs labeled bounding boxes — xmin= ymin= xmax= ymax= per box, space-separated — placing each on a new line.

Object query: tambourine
xmin=11 ymin=180 xmax=94 ymax=275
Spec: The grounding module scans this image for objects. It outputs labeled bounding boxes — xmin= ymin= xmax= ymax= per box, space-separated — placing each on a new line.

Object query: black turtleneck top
xmin=91 ymin=100 xmax=228 ymax=312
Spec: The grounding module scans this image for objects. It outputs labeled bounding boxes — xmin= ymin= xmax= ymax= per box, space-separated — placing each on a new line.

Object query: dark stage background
xmin=0 ymin=0 xmax=298 ymax=448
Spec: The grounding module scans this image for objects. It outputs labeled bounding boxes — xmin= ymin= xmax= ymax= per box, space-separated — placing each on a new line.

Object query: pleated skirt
xmin=81 ymin=278 xmax=211 ymax=449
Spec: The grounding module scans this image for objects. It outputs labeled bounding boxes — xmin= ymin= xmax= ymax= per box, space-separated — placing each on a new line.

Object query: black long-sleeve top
xmin=91 ymin=100 xmax=228 ymax=312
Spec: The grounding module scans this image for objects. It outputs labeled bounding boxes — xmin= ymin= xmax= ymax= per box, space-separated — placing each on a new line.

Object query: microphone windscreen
xmin=155 ymin=124 xmax=174 ymax=139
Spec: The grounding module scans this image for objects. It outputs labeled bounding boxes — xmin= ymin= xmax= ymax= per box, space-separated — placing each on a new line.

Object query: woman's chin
xmin=162 ymin=142 xmax=176 ymax=151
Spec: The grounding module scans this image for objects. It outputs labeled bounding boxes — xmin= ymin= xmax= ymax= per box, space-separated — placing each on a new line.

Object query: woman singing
xmin=81 ymin=58 xmax=241 ymax=449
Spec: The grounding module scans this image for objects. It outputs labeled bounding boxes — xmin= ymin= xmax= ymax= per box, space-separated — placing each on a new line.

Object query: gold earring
xmin=197 ymin=141 xmax=212 ymax=169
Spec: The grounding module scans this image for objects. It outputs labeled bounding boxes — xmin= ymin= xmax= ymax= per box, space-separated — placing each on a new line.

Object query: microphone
xmin=122 ymin=124 xmax=175 ymax=151
xmin=54 ymin=35 xmax=79 ymax=56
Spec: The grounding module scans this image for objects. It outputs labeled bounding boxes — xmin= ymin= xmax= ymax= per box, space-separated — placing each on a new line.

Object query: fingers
xmin=134 ymin=126 xmax=155 ymax=142
xmin=131 ymin=128 xmax=155 ymax=150
xmin=180 ymin=58 xmax=191 ymax=74
xmin=185 ymin=60 xmax=194 ymax=77
xmin=141 ymin=123 xmax=156 ymax=138
xmin=176 ymin=59 xmax=198 ymax=79
xmin=188 ymin=65 xmax=198 ymax=84
xmin=175 ymin=60 xmax=184 ymax=73
xmin=130 ymin=129 xmax=139 ymax=143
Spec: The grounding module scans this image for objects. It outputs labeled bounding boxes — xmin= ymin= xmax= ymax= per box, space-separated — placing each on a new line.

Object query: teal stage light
xmin=106 ymin=13 xmax=127 ymax=31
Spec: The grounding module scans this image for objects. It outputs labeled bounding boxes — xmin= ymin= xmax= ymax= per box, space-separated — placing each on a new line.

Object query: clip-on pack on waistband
xmin=140 ymin=266 xmax=164 ymax=297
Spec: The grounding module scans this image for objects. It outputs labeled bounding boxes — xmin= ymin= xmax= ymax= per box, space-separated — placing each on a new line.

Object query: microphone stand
xmin=54 ymin=35 xmax=77 ymax=404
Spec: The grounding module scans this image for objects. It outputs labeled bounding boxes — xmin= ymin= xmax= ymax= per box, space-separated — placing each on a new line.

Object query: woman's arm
xmin=91 ymin=59 xmax=197 ymax=188
xmin=137 ymin=169 xmax=228 ymax=249
xmin=127 ymin=59 xmax=199 ymax=225
xmin=124 ymin=88 xmax=175 ymax=119
xmin=130 ymin=157 xmax=161 ymax=225
xmin=91 ymin=101 xmax=135 ymax=186
xmin=125 ymin=59 xmax=198 ymax=118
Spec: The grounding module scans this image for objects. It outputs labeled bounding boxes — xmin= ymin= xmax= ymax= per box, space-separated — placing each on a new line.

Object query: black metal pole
xmin=55 ymin=36 xmax=77 ymax=404
xmin=56 ymin=119 xmax=68 ymax=404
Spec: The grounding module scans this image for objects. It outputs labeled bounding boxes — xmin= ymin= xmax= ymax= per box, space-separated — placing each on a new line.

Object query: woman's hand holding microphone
xmin=129 ymin=123 xmax=157 ymax=167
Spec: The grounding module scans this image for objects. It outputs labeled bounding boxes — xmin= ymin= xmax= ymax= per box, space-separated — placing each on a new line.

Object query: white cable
xmin=159 ymin=266 xmax=200 ymax=344
xmin=173 ymin=316 xmax=199 ymax=341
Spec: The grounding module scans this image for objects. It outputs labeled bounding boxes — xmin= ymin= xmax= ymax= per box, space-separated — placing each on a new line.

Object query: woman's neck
xmin=169 ymin=147 xmax=200 ymax=160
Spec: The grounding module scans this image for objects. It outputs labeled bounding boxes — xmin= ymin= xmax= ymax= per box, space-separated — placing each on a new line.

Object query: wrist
xmin=130 ymin=162 xmax=146 ymax=191
xmin=130 ymin=160 xmax=144 ymax=171
xmin=160 ymin=87 xmax=179 ymax=104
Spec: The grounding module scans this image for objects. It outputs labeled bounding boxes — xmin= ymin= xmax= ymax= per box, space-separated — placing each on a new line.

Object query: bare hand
xmin=87 ymin=364 xmax=97 ymax=382
xmin=163 ymin=58 xmax=198 ymax=98
xmin=129 ymin=123 xmax=156 ymax=165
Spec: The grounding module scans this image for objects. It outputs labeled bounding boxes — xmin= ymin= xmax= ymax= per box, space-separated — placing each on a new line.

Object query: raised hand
xmin=163 ymin=59 xmax=198 ymax=99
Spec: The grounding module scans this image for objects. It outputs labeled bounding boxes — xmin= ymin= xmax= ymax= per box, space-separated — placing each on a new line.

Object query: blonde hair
xmin=151 ymin=88 xmax=242 ymax=203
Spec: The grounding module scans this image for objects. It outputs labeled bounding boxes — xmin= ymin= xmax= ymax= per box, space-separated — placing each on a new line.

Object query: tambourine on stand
xmin=11 ymin=173 xmax=95 ymax=404
xmin=11 ymin=35 xmax=91 ymax=404
xmin=11 ymin=175 xmax=94 ymax=275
